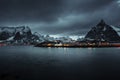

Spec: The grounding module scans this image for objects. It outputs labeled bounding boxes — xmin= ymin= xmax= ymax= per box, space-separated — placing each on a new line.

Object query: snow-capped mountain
xmin=0 ymin=26 xmax=74 ymax=45
xmin=111 ymin=25 xmax=120 ymax=36
xmin=0 ymin=26 xmax=41 ymax=45
xmin=44 ymin=35 xmax=55 ymax=42
xmin=55 ymin=36 xmax=73 ymax=43
xmin=0 ymin=26 xmax=31 ymax=40
xmin=85 ymin=20 xmax=120 ymax=43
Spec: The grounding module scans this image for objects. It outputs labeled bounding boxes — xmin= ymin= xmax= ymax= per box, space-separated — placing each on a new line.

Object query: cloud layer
xmin=0 ymin=0 xmax=120 ymax=36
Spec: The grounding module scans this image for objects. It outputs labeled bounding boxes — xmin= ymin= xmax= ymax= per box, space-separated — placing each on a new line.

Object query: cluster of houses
xmin=35 ymin=40 xmax=117 ymax=47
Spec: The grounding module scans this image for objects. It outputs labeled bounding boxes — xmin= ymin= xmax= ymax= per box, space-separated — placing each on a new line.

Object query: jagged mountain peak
xmin=33 ymin=32 xmax=42 ymax=37
xmin=0 ymin=26 xmax=32 ymax=40
xmin=97 ymin=19 xmax=106 ymax=26
xmin=90 ymin=19 xmax=111 ymax=33
xmin=85 ymin=20 xmax=120 ymax=42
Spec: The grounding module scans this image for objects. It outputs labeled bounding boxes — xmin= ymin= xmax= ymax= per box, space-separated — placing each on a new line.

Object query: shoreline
xmin=35 ymin=45 xmax=120 ymax=48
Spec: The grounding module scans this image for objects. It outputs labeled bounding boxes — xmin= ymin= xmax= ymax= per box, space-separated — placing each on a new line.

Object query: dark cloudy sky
xmin=0 ymin=0 xmax=120 ymax=36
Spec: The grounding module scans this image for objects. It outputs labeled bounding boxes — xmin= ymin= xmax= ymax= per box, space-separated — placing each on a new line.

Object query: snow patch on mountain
xmin=111 ymin=25 xmax=120 ymax=36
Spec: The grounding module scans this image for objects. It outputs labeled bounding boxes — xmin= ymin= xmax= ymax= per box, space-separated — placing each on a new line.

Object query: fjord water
xmin=0 ymin=46 xmax=120 ymax=80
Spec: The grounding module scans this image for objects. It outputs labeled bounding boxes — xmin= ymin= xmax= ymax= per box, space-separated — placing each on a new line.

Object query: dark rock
xmin=85 ymin=20 xmax=120 ymax=43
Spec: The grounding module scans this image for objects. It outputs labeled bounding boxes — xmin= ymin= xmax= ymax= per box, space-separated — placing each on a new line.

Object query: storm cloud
xmin=0 ymin=0 xmax=120 ymax=36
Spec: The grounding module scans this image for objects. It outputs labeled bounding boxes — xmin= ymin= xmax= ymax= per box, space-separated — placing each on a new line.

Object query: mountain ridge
xmin=85 ymin=20 xmax=120 ymax=43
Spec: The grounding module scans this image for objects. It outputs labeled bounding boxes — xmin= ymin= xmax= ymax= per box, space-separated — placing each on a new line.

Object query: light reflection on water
xmin=0 ymin=46 xmax=120 ymax=80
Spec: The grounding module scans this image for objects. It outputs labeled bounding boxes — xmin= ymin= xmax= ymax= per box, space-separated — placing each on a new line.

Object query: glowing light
xmin=47 ymin=44 xmax=53 ymax=46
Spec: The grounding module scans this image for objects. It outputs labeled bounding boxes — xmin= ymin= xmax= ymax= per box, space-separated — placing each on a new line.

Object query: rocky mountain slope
xmin=85 ymin=20 xmax=120 ymax=43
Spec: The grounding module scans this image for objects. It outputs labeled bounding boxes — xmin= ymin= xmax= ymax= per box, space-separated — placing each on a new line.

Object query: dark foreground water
xmin=0 ymin=46 xmax=120 ymax=80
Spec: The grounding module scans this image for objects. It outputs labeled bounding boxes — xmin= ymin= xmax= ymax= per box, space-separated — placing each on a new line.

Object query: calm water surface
xmin=0 ymin=46 xmax=120 ymax=80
